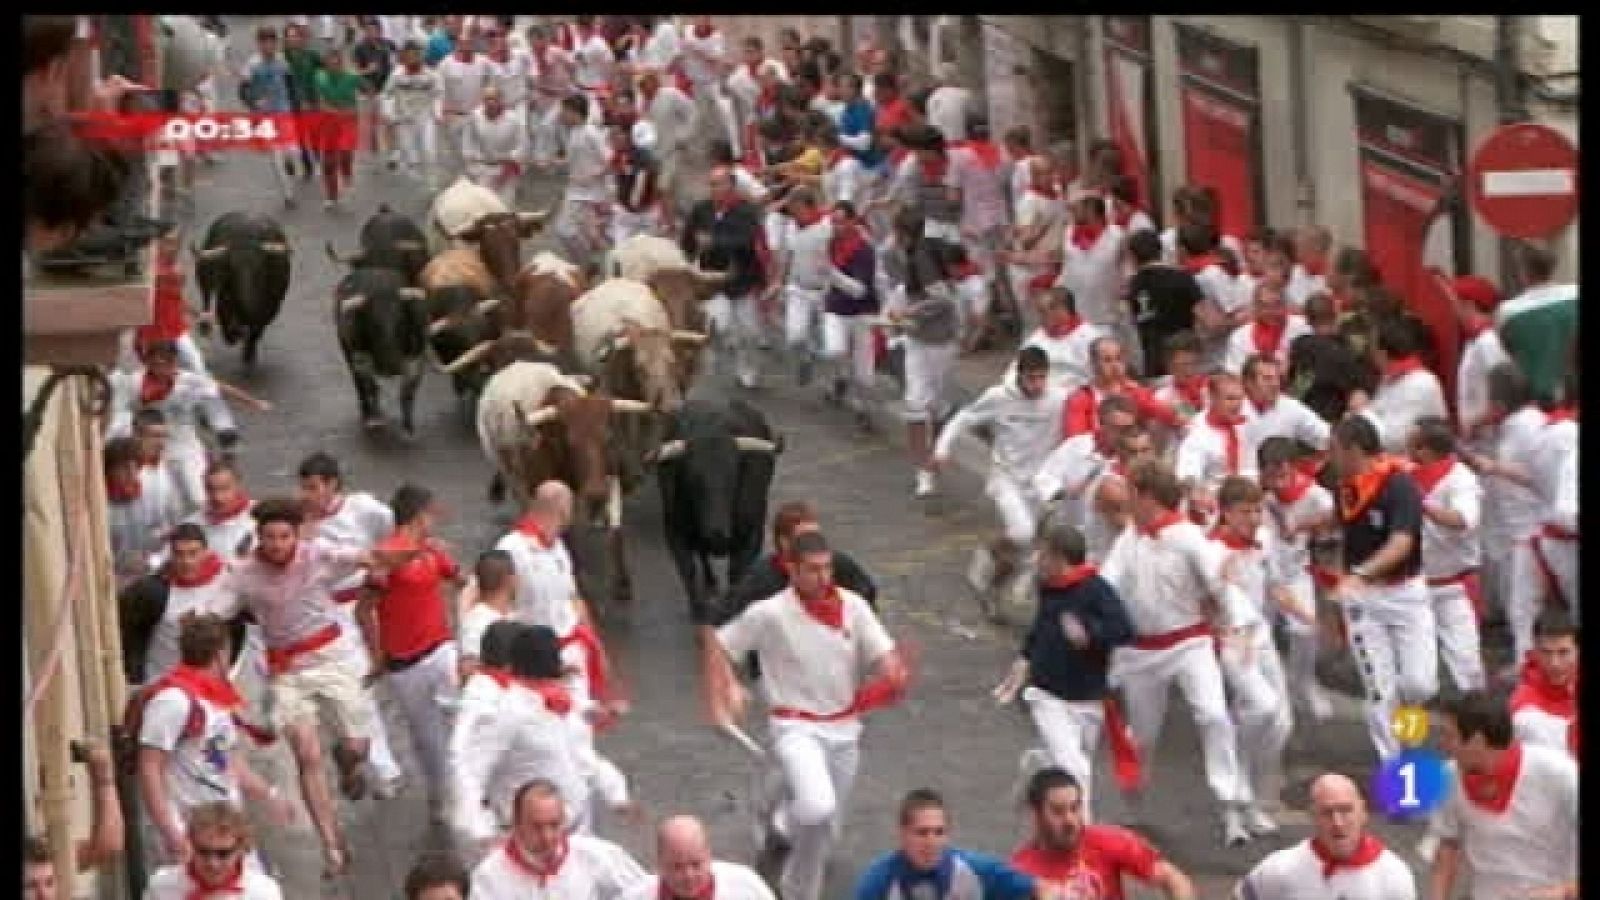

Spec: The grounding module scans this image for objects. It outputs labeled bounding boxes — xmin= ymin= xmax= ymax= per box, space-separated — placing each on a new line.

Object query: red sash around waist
xmin=265 ymin=623 xmax=342 ymax=676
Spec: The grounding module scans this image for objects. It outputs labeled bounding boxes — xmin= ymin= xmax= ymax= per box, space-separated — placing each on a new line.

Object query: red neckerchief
xmin=1044 ymin=563 xmax=1098 ymax=591
xmin=168 ymin=552 xmax=225 ymax=589
xmin=918 ymin=154 xmax=948 ymax=186
xmin=1044 ymin=315 xmax=1082 ymax=340
xmin=691 ymin=23 xmax=714 ymax=40
xmin=1461 ymin=314 xmax=1493 ymax=341
xmin=712 ymin=191 xmax=739 ymax=218
xmin=140 ymin=263 xmax=189 ymax=346
xmin=756 ymin=83 xmax=779 ymax=116
xmin=1139 ymin=509 xmax=1184 ymax=539
xmin=1205 ymin=408 xmax=1246 ymax=473
xmin=206 ymin=492 xmax=252 ymax=526
xmin=960 ymin=139 xmax=1002 ymax=170
xmin=1461 ymin=741 xmax=1524 ymax=814
xmin=826 ymin=147 xmax=851 ymax=170
xmin=1301 ymin=257 xmax=1328 ymax=279
xmin=1092 ymin=428 xmax=1116 ymax=459
xmin=1511 ymin=651 xmax=1577 ymax=720
xmin=950 ymin=259 xmax=979 ymax=281
xmin=453 ymin=48 xmax=475 ymax=64
xmin=659 ymin=874 xmax=716 ymax=900
xmin=140 ymin=370 xmax=177 ymax=405
xmin=184 ymin=859 xmax=244 ymax=900
xmin=829 ymin=222 xmax=867 ymax=271
xmin=1182 ymin=253 xmax=1221 ymax=275
xmin=791 ymin=207 xmax=825 ymax=229
xmin=1210 ymin=525 xmax=1259 ymax=551
xmin=139 ymin=452 xmax=164 ymax=470
xmin=639 ymin=81 xmax=658 ymax=107
xmin=796 ymin=583 xmax=845 ymax=630
xmin=516 ymin=516 xmax=555 ymax=549
xmin=1251 ymin=318 xmax=1288 ymax=356
xmin=888 ymin=146 xmax=910 ymax=169
xmin=1111 ymin=204 xmax=1133 ymax=230
xmin=155 ymin=663 xmax=246 ymax=713
xmin=480 ymin=667 xmax=515 ymax=690
xmin=1027 ymin=182 xmax=1061 ymax=201
xmin=1173 ymin=374 xmax=1209 ymax=412
xmin=108 ymin=476 xmax=142 ymax=504
xmin=1409 ymin=455 xmax=1456 ymax=497
xmin=1309 ymin=834 xmax=1385 ymax=880
xmin=1339 ymin=456 xmax=1411 ymax=524
xmin=519 ymin=676 xmax=574 ymax=716
xmin=1382 ymin=356 xmax=1425 ymax=383
xmin=1069 ymin=222 xmax=1104 ymax=253
xmin=1274 ymin=470 xmax=1314 ymax=506
xmin=1545 ymin=406 xmax=1578 ymax=425
xmin=505 ymin=836 xmax=569 ymax=887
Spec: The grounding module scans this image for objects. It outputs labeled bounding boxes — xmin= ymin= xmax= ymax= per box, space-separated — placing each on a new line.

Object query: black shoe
xmin=753 ymin=830 xmax=791 ymax=887
xmin=284 ymin=160 xmax=297 ymax=179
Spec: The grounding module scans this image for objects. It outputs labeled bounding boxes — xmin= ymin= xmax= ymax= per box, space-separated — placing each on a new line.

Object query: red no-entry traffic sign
xmin=1468 ymin=123 xmax=1579 ymax=239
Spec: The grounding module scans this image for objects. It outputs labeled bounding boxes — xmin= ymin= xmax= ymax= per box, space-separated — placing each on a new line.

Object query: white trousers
xmin=608 ymin=208 xmax=662 ymax=247
xmin=1342 ymin=579 xmax=1438 ymax=760
xmin=1275 ymin=574 xmax=1329 ymax=715
xmin=822 ymin=313 xmax=878 ymax=401
xmin=705 ymin=291 xmax=765 ymax=386
xmin=1528 ymin=532 xmax=1580 ymax=618
xmin=1024 ymin=687 xmax=1103 ymax=820
xmin=1219 ymin=626 xmax=1292 ymax=810
xmin=384 ymin=640 xmax=460 ymax=808
xmin=1112 ymin=637 xmax=1246 ymax=808
xmin=902 ymin=339 xmax=956 ymax=421
xmin=326 ymin=604 xmax=403 ymax=783
xmin=1428 ymin=579 xmax=1486 ymax=692
xmin=783 ymin=286 xmax=826 ymax=353
xmin=1006 ymin=265 xmax=1046 ymax=335
xmin=528 ymin=102 xmax=563 ymax=165
xmin=771 ymin=723 xmax=860 ymax=900
xmin=439 ymin=113 xmax=470 ymax=181
xmin=164 ymin=443 xmax=210 ymax=518
xmin=393 ymin=116 xmax=437 ymax=180
xmin=988 ymin=474 xmax=1044 ymax=547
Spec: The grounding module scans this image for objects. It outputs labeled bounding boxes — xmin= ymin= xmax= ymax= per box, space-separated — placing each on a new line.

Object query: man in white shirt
xmin=637 ymin=17 xmax=681 ymax=74
xmin=1428 ymin=691 xmax=1578 ymax=900
xmin=679 ymin=16 xmax=727 ymax=104
xmin=1222 ymin=282 xmax=1309 ymax=375
xmin=1034 ymin=394 xmax=1138 ymax=539
xmin=1358 ymin=317 xmax=1448 ymax=455
xmin=526 ymin=25 xmax=576 ymax=166
xmin=1523 ymin=389 xmax=1578 ymax=618
xmin=108 ymin=340 xmax=240 ymax=515
xmin=932 ymin=347 xmax=1067 ymax=593
xmin=481 ymin=26 xmax=531 ymax=126
xmin=570 ymin=16 xmax=617 ymax=101
xmin=622 ymin=815 xmax=776 ymax=900
xmin=462 ymin=86 xmax=528 ymax=209
xmin=1449 ymin=276 xmax=1510 ymax=450
xmin=703 ymin=531 xmax=908 ymax=900
xmin=142 ymin=802 xmax=285 ymax=900
xmin=776 ymin=187 xmax=834 ymax=387
xmin=436 ymin=40 xmax=494 ymax=182
xmin=1056 ymin=194 xmax=1130 ymax=368
xmin=471 ymin=779 xmax=647 ymax=899
xmin=1285 ymin=225 xmax=1331 ymax=311
xmin=382 ymin=42 xmax=443 ymax=185
xmin=818 ymin=122 xmax=865 ymax=208
xmin=1176 ymin=372 xmax=1254 ymax=526
xmin=637 ymin=69 xmax=694 ymax=226
xmin=924 ymin=63 xmax=971 ymax=145
xmin=946 ymin=118 xmax=1010 ymax=349
xmin=106 ymin=436 xmax=185 ymax=587
xmin=1100 ymin=461 xmax=1251 ymax=846
xmin=1234 ymin=771 xmax=1416 ymax=899
xmin=1408 ymin=416 xmax=1487 ymax=692
xmin=1008 ymin=287 xmax=1105 ymax=395
xmin=551 ymin=93 xmax=615 ymax=268
xmin=121 ymin=524 xmax=236 ymax=689
xmin=1001 ymin=157 xmax=1067 ymax=337
xmin=1256 ymin=438 xmax=1337 ymax=721
xmin=1239 ymin=355 xmax=1329 ymax=468
xmin=1510 ymin=609 xmax=1578 ymax=755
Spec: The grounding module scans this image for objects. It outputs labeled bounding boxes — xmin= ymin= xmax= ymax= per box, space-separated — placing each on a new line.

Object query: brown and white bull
xmin=472 ymin=251 xmax=587 ymax=364
xmin=427 ymin=177 xmax=548 ymax=295
xmin=604 ymin=235 xmax=725 ymax=388
xmin=476 ymin=360 xmax=652 ymax=606
xmin=571 ymin=278 xmax=708 ymax=414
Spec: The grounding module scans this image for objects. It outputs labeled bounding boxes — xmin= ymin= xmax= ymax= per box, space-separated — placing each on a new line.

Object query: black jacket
xmin=682 ymin=198 xmax=768 ymax=299
xmin=1288 ymin=331 xmax=1376 ymax=423
xmin=1022 ymin=572 xmax=1134 ymax=703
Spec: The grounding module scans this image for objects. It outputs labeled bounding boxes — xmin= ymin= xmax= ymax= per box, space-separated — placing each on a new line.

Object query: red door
xmin=1175 ymin=23 xmax=1264 ymax=241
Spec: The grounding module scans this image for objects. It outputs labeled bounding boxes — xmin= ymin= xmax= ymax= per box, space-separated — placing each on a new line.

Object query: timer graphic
xmin=159 ymin=114 xmax=283 ymax=146
xmin=71 ymin=112 xmax=353 ymax=153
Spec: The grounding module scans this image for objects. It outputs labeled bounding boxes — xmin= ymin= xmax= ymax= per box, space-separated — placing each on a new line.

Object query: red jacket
xmin=1063 ymin=381 xmax=1182 ymax=437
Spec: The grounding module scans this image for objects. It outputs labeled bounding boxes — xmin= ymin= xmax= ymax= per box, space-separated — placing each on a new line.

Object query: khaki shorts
xmin=267 ymin=645 xmax=373 ymax=739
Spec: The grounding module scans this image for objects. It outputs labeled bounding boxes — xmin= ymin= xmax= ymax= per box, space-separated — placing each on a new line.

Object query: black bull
xmin=193 ymin=212 xmax=291 ymax=366
xmin=651 ymin=398 xmax=783 ymax=621
xmin=325 ymin=204 xmax=430 ymax=285
xmin=333 ymin=267 xmax=430 ymax=435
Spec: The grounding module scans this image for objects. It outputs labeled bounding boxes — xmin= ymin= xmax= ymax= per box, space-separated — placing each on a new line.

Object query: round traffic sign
xmin=1468 ymin=123 xmax=1579 ymax=239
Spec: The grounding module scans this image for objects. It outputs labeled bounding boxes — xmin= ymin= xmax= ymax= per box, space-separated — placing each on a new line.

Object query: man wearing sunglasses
xmin=142 ymin=802 xmax=283 ymax=898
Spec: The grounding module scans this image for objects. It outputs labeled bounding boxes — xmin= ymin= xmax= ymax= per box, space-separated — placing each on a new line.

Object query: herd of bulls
xmin=193 ymin=178 xmax=784 ymax=617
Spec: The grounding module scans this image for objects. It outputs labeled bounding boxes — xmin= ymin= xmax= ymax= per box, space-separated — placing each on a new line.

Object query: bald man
xmin=492 ymin=481 xmax=615 ymax=718
xmin=621 ymin=815 xmax=775 ymax=900
xmin=1234 ymin=772 xmax=1416 ymax=899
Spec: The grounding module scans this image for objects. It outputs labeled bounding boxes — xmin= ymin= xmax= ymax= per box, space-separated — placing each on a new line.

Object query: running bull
xmin=333 ymin=266 xmax=430 ymax=435
xmin=192 ymin=212 xmax=291 ymax=367
xmin=324 ymin=204 xmax=431 ymax=285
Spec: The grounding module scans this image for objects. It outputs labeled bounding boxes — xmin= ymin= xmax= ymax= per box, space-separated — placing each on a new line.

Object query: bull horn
xmin=324 ymin=241 xmax=360 ymax=264
xmin=516 ymin=209 xmax=549 ymax=226
xmin=693 ymin=267 xmax=730 ymax=286
xmin=195 ymin=244 xmax=228 ymax=260
xmin=399 ymin=287 xmax=427 ymax=300
xmin=474 ymin=297 xmax=502 ymax=316
xmin=525 ymin=406 xmax=562 ymax=426
xmin=610 ymin=398 xmax=653 ymax=414
xmin=392 ymin=240 xmax=425 ymax=251
xmin=535 ymin=339 xmax=558 ymax=355
xmin=258 ymin=241 xmax=288 ymax=254
xmin=339 ymin=294 xmax=367 ymax=313
xmin=734 ymin=437 xmax=778 ymax=454
xmin=648 ymin=439 xmax=688 ymax=463
xmin=428 ymin=316 xmax=456 ymax=336
xmin=440 ymin=340 xmax=494 ymax=373
xmin=670 ymin=330 xmax=709 ymax=346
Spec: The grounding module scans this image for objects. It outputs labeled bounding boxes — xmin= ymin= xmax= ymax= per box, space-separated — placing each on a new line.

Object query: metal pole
xmin=1494 ymin=15 xmax=1529 ymax=283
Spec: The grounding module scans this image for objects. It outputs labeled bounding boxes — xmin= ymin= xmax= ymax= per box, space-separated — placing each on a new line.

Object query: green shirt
xmin=315 ymin=68 xmax=363 ymax=111
xmin=284 ymin=47 xmax=323 ymax=108
xmin=1497 ymin=282 xmax=1578 ymax=405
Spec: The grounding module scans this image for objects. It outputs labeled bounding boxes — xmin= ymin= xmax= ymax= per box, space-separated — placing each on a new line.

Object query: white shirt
xmin=783 ymin=216 xmax=834 ymax=290
xmin=1490 ymin=407 xmax=1550 ymax=542
xmin=459 ymin=603 xmax=508 ymax=661
xmin=529 ymin=45 xmax=576 ymax=109
xmin=1513 ymin=701 xmax=1575 ymax=755
xmin=485 ymin=49 xmax=534 ymax=109
xmin=1550 ymin=439 xmax=1577 ymax=535
xmin=1284 ymin=264 xmax=1326 ymax=311
xmin=464 ymin=108 xmax=529 ymax=171
xmin=679 ymin=27 xmax=726 ymax=90
xmin=563 ymin=122 xmax=614 ymax=203
xmin=717 ymin=587 xmax=893 ymax=739
xmin=475 ymin=681 xmax=603 ymax=838
xmin=110 ymin=469 xmax=186 ymax=578
xmin=1243 ymin=392 xmax=1330 ymax=459
xmin=497 ymin=529 xmax=580 ymax=638
xmin=1102 ymin=517 xmax=1229 ymax=639
xmin=619 ymin=861 xmax=777 ymax=900
xmin=1192 ymin=263 xmax=1244 ymax=318
xmin=1056 ymin=224 xmax=1126 ymax=328
xmin=1211 ymin=525 xmax=1289 ymax=629
xmin=139 ymin=684 xmax=242 ymax=828
xmin=450 ymin=670 xmax=509 ymax=838
xmin=1265 ymin=480 xmax=1335 ymax=585
xmin=1420 ymin=460 xmax=1482 ymax=580
xmin=1456 ymin=329 xmax=1509 ymax=445
xmin=438 ymin=53 xmax=495 ymax=116
xmin=108 ymin=369 xmax=236 ymax=458
xmin=1222 ymin=315 xmax=1312 ymax=374
xmin=1529 ymin=417 xmax=1578 ymax=516
xmin=218 ymin=540 xmax=366 ymax=653
xmin=1176 ymin=412 xmax=1257 ymax=489
xmin=925 ymin=85 xmax=972 ymax=144
xmin=573 ymin=33 xmax=616 ymax=90
xmin=1032 ymin=432 xmax=1109 ymax=527
xmin=822 ymin=152 xmax=865 ymax=207
xmin=1431 ymin=744 xmax=1578 ymax=900
xmin=143 ymin=565 xmax=235 ymax=683
xmin=471 ymin=833 xmax=647 ymax=900
xmin=1365 ymin=368 xmax=1448 ymax=454
xmin=184 ymin=506 xmax=257 ymax=561
xmin=1234 ymin=837 xmax=1416 ymax=900
xmin=1012 ymin=190 xmax=1067 ymax=274
xmin=311 ymin=492 xmax=393 ymax=596
xmin=1008 ymin=322 xmax=1106 ymax=396
xmin=143 ymin=864 xmax=283 ymax=900
xmin=639 ymin=20 xmax=681 ymax=71
xmin=934 ymin=382 xmax=1067 ymax=485
xmin=383 ymin=65 xmax=443 ymax=121
xmin=643 ymin=84 xmax=695 ymax=158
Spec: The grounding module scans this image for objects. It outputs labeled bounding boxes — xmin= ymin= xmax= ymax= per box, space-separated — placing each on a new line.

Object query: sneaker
xmin=1243 ymin=806 xmax=1279 ymax=836
xmin=915 ymin=469 xmax=937 ymax=499
xmin=1222 ymin=808 xmax=1252 ymax=848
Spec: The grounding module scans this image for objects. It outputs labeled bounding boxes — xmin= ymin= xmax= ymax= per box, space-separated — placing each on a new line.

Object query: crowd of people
xmin=23 ymin=13 xmax=1582 ymax=900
